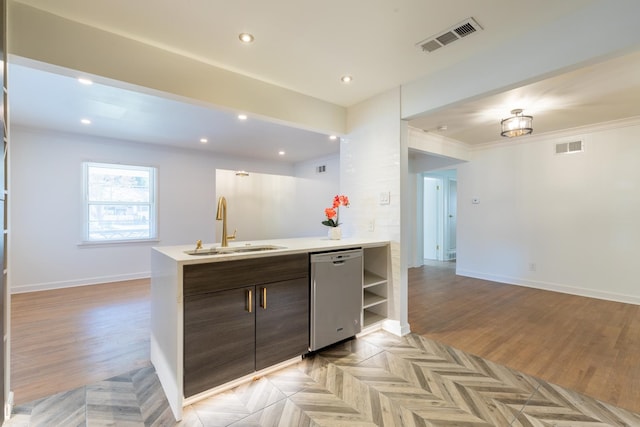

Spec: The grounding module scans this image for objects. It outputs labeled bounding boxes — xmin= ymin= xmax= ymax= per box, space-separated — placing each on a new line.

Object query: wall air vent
xmin=555 ymin=140 xmax=584 ymax=155
xmin=416 ymin=17 xmax=483 ymax=53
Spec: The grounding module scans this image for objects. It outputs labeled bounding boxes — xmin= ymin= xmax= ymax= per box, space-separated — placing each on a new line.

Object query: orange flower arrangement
xmin=322 ymin=194 xmax=350 ymax=227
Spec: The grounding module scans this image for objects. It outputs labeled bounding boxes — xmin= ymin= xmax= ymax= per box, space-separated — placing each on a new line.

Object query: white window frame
xmin=82 ymin=162 xmax=158 ymax=244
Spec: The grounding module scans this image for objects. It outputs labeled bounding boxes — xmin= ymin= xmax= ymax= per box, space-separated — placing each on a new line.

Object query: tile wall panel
xmin=342 ymin=89 xmax=404 ymax=326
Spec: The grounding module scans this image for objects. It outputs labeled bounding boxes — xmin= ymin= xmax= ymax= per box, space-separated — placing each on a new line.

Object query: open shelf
xmin=363 ymin=309 xmax=386 ymax=328
xmin=361 ymin=245 xmax=388 ymax=329
xmin=363 ymin=289 xmax=386 ymax=309
xmin=364 ymin=270 xmax=386 ymax=288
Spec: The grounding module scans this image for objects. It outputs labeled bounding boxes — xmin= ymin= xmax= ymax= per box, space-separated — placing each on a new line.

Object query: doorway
xmin=423 ymin=170 xmax=457 ymax=262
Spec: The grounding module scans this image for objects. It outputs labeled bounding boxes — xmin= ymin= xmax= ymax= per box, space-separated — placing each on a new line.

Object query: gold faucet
xmin=216 ymin=196 xmax=237 ymax=247
xmin=195 ymin=240 xmax=203 ymax=250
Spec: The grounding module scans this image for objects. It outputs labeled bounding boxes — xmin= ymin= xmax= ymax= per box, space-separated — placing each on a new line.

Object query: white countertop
xmin=152 ymin=236 xmax=389 ymax=264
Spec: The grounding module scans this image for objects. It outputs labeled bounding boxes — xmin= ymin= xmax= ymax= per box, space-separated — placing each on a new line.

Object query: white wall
xmin=215 ymin=157 xmax=339 ymax=241
xmin=9 ymin=126 xmax=323 ymax=293
xmin=456 ymin=120 xmax=640 ymax=304
xmin=342 ymin=88 xmax=409 ymax=335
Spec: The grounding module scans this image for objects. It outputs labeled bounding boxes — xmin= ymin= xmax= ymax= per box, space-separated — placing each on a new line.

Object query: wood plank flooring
xmin=11 ymin=279 xmax=151 ymax=405
xmin=409 ymin=260 xmax=640 ymax=414
xmin=8 ymin=264 xmax=640 ymax=425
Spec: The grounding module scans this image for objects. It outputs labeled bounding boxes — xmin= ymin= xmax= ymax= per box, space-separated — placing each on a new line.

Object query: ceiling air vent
xmin=555 ymin=140 xmax=584 ymax=155
xmin=416 ymin=17 xmax=483 ymax=53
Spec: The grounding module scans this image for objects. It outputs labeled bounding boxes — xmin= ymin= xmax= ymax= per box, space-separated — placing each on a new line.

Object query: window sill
xmin=78 ymin=239 xmax=160 ymax=248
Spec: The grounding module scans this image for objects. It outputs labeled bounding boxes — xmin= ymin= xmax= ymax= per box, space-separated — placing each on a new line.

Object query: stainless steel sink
xmin=184 ymin=245 xmax=285 ymax=256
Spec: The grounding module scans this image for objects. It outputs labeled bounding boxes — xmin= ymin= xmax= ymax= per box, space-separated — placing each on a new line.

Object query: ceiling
xmin=9 ymin=63 xmax=339 ymax=163
xmin=411 ymin=50 xmax=640 ymax=145
xmin=9 ymin=0 xmax=640 ymax=160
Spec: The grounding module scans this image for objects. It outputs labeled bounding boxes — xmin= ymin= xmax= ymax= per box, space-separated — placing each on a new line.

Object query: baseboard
xmin=4 ymin=391 xmax=13 ymax=422
xmin=382 ymin=319 xmax=411 ymax=336
xmin=456 ymin=269 xmax=640 ymax=306
xmin=10 ymin=272 xmax=151 ymax=294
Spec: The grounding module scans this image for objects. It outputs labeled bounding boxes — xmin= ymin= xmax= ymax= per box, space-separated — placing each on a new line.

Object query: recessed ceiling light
xmin=278 ymin=151 xmax=285 ymax=156
xmin=329 ymin=135 xmax=338 ymax=140
xmin=239 ymin=33 xmax=254 ymax=43
xmin=81 ymin=118 xmax=91 ymax=125
xmin=340 ymin=75 xmax=353 ymax=84
xmin=78 ymin=77 xmax=93 ymax=85
xmin=238 ymin=114 xmax=248 ymax=120
xmin=200 ymin=138 xmax=208 ymax=144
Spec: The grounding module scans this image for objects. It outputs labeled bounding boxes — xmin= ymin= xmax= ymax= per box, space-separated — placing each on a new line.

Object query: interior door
xmin=423 ymin=177 xmax=441 ymax=260
xmin=445 ymin=179 xmax=457 ymax=260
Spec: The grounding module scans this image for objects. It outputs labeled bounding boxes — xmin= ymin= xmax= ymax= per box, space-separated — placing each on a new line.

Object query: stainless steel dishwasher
xmin=310 ymin=248 xmax=363 ymax=351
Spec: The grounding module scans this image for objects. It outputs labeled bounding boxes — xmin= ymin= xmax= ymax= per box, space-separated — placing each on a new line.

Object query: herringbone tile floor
xmin=8 ymin=330 xmax=640 ymax=426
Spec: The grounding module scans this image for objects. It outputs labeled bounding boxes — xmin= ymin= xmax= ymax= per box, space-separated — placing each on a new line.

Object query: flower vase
xmin=328 ymin=226 xmax=342 ymax=240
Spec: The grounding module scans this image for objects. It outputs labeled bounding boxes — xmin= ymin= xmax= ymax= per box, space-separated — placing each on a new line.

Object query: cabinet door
xmin=184 ymin=286 xmax=255 ymax=397
xmin=255 ymin=278 xmax=309 ymax=370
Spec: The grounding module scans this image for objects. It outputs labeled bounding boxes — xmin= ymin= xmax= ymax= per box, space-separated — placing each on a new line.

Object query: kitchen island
xmin=151 ymin=237 xmax=390 ymax=421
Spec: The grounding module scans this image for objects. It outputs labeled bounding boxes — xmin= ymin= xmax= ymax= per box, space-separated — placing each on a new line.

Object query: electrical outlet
xmin=379 ymin=191 xmax=390 ymax=205
xmin=368 ymin=220 xmax=375 ymax=232
xmin=528 ymin=263 xmax=537 ymax=272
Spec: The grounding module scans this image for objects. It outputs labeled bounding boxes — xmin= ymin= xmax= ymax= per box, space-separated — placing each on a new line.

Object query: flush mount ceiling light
xmin=238 ymin=33 xmax=254 ymax=43
xmin=500 ymin=109 xmax=533 ymax=138
xmin=340 ymin=75 xmax=353 ymax=84
xmin=278 ymin=150 xmax=285 ymax=156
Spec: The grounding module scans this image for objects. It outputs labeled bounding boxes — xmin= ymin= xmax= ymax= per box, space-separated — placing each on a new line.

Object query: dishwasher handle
xmin=310 ymin=248 xmax=363 ymax=264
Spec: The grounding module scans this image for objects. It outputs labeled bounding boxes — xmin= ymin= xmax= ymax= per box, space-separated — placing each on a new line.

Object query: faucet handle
xmin=228 ymin=229 xmax=237 ymax=241
xmin=195 ymin=239 xmax=203 ymax=250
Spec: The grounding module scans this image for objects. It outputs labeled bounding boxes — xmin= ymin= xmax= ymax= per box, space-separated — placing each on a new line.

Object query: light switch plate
xmin=379 ymin=191 xmax=390 ymax=205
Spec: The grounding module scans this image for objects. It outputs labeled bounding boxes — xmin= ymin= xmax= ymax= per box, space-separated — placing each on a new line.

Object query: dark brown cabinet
xmin=255 ymin=277 xmax=309 ymax=370
xmin=183 ymin=254 xmax=309 ymax=398
xmin=184 ymin=286 xmax=255 ymax=396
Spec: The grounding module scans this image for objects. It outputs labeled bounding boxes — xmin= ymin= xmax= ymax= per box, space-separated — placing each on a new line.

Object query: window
xmin=83 ymin=162 xmax=157 ymax=243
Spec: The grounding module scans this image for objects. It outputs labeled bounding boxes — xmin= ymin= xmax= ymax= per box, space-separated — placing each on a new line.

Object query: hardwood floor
xmin=9 ymin=266 xmax=640 ymax=420
xmin=409 ymin=260 xmax=640 ymax=414
xmin=10 ymin=279 xmax=151 ymax=405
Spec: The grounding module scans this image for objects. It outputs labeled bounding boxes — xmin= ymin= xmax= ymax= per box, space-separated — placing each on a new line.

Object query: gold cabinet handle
xmin=260 ymin=287 xmax=267 ymax=309
xmin=247 ymin=289 xmax=253 ymax=313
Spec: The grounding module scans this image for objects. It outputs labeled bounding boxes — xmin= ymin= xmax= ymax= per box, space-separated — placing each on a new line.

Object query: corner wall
xmin=342 ymin=88 xmax=409 ymax=335
xmin=457 ymin=120 xmax=640 ymax=304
